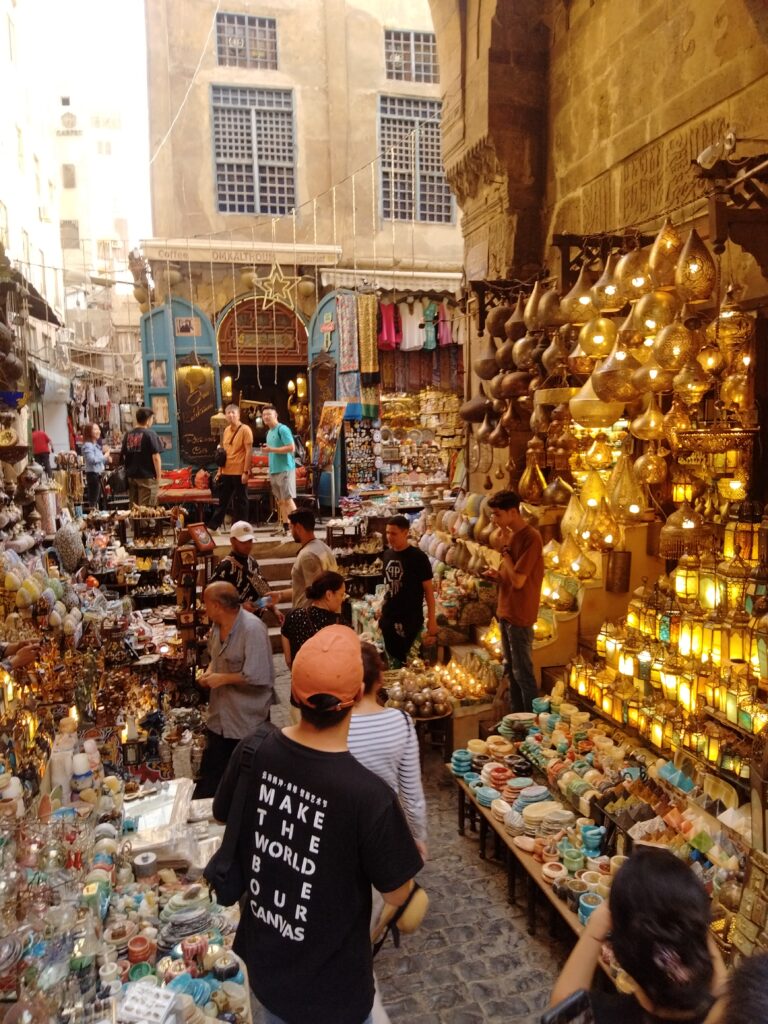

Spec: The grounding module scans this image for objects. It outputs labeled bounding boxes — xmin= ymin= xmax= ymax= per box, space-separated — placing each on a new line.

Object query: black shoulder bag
xmin=203 ymin=721 xmax=275 ymax=905
xmin=215 ymin=424 xmax=241 ymax=468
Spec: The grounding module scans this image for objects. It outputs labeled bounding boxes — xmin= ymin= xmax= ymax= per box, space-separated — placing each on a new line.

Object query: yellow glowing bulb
xmin=689 ymin=261 xmax=700 ymax=273
xmin=682 ymin=519 xmax=695 ymax=529
xmin=578 ymin=295 xmax=592 ymax=306
xmin=742 ymin=354 xmax=751 ymax=367
xmin=605 ymin=285 xmax=617 ymax=295
xmin=593 ymin=334 xmax=604 ymax=344
xmin=649 ymin=369 xmax=659 ymax=380
xmin=645 ymin=319 xmax=657 ymax=330
xmin=629 ymin=503 xmax=640 ymax=514
xmin=631 ymin=275 xmax=646 ymax=288
xmin=587 ymin=498 xmax=598 ymax=508
xmin=571 ymin=561 xmax=581 ymax=572
xmin=604 ymin=533 xmax=614 ymax=544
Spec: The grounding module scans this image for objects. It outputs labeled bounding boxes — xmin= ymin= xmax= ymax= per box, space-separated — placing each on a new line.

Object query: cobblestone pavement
xmin=253 ymin=658 xmax=571 ymax=1023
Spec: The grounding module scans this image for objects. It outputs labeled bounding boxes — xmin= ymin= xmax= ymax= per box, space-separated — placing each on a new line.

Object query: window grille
xmin=212 ymin=86 xmax=295 ymax=215
xmin=379 ymin=96 xmax=452 ymax=223
xmin=216 ymin=13 xmax=278 ymax=69
xmin=384 ymin=30 xmax=438 ymax=83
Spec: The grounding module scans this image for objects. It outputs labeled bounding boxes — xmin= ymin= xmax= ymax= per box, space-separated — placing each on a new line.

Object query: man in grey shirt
xmin=274 ymin=508 xmax=338 ymax=609
xmin=194 ymin=581 xmax=275 ymax=798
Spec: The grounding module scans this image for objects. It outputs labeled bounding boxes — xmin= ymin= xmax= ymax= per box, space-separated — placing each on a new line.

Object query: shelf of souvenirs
xmin=567 ymin=657 xmax=755 ymax=794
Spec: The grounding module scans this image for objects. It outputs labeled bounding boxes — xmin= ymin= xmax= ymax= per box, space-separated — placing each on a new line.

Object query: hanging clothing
xmin=357 ymin=294 xmax=379 ymax=383
xmin=377 ymin=301 xmax=402 ymax=350
xmin=398 ymin=298 xmax=425 ymax=351
xmin=336 ymin=293 xmax=359 ymax=374
xmin=438 ymin=301 xmax=454 ymax=347
xmin=451 ymin=305 xmax=468 ymax=348
xmin=422 ymin=301 xmax=438 ymax=351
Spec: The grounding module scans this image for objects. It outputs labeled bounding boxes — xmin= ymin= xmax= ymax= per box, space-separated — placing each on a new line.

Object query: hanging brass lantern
xmin=608 ymin=453 xmax=646 ymax=522
xmin=585 ymin=433 xmax=614 ymax=470
xmin=658 ymin=502 xmax=709 ymax=558
xmin=538 ymin=287 xmax=567 ymax=328
xmin=674 ymin=229 xmax=716 ymax=302
xmin=590 ymin=340 xmax=641 ymax=403
xmin=705 ymin=288 xmax=755 ymax=368
xmin=542 ymin=476 xmax=573 ymax=506
xmin=589 ymin=497 xmax=621 ymax=552
xmin=524 ymin=280 xmax=545 ymax=330
xmin=473 ymin=336 xmax=499 ymax=379
xmin=580 ymin=469 xmax=609 ymax=509
xmin=696 ymin=342 xmax=726 ymax=376
xmin=631 ymin=353 xmax=675 ymax=394
xmin=634 ymin=289 xmax=680 ymax=338
xmin=616 ymin=247 xmax=653 ymax=302
xmin=569 ymin=374 xmax=624 ymax=428
xmin=719 ymin=369 xmax=750 ymax=409
xmin=648 ymin=217 xmax=684 ymax=288
xmin=634 ymin=442 xmax=668 ymax=485
xmin=662 ymin=397 xmax=692 ymax=451
xmin=653 ymin=315 xmax=697 ymax=371
xmin=560 ymin=491 xmax=585 ymax=539
xmin=518 ymin=448 xmax=547 ymax=504
xmin=568 ymin=341 xmax=594 ymax=376
xmin=559 ymin=534 xmax=598 ymax=579
xmin=630 ymin=393 xmax=665 ymax=441
xmin=512 ymin=331 xmax=538 ymax=370
xmin=590 ymin=252 xmax=624 ymax=312
xmin=560 ymin=265 xmax=600 ymax=324
xmin=577 ymin=316 xmax=617 ymax=359
xmin=673 ymin=359 xmax=712 ymax=407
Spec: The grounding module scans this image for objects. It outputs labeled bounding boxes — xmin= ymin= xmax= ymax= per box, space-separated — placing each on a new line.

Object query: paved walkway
xmin=255 ymin=657 xmax=570 ymax=1023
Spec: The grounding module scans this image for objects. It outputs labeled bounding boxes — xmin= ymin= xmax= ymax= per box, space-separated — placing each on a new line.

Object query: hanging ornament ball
xmin=297 ymin=278 xmax=316 ymax=299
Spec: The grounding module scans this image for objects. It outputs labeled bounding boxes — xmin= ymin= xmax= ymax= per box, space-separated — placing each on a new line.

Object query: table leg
xmin=458 ymin=787 xmax=466 ymax=836
xmin=493 ymin=831 xmax=502 ymax=861
xmin=469 ymin=804 xmax=477 ymax=833
xmin=527 ymin=874 xmax=537 ymax=936
xmin=479 ymin=817 xmax=488 ymax=860
xmin=506 ymin=853 xmax=517 ymax=906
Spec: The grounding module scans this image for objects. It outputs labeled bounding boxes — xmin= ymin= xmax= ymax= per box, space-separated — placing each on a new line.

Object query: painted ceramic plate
xmin=372 ymin=429 xmax=382 ymax=442
xmin=380 ymin=427 xmax=392 ymax=442
xmin=407 ymin=429 xmax=423 ymax=444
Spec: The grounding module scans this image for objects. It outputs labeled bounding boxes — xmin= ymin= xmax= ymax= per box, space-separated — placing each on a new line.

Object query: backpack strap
xmin=210 ymin=723 xmax=276 ymax=865
xmin=372 ymin=882 xmax=424 ymax=957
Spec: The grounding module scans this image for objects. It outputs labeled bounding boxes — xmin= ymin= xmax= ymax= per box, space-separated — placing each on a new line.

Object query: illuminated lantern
xmin=698 ymin=551 xmax=719 ymax=611
xmin=717 ymin=553 xmax=751 ymax=614
xmin=722 ymin=500 xmax=763 ymax=563
xmin=678 ymin=604 xmax=704 ymax=660
xmin=659 ymin=503 xmax=708 ymax=559
xmin=590 ymin=252 xmax=624 ymax=312
xmin=724 ymin=610 xmax=751 ymax=663
xmin=705 ymin=724 xmax=723 ymax=765
xmin=702 ymin=612 xmax=724 ymax=666
xmin=660 ymin=655 xmax=685 ymax=701
xmin=671 ymin=554 xmax=701 ymax=603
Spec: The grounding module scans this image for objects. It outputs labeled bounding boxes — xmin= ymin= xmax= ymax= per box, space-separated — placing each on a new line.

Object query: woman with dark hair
xmin=81 ymin=423 xmax=110 ymax=509
xmin=347 ymin=642 xmax=427 ymax=859
xmin=280 ymin=570 xmax=346 ymax=667
xmin=550 ymin=847 xmax=727 ymax=1023
xmin=720 ymin=952 xmax=768 ymax=1024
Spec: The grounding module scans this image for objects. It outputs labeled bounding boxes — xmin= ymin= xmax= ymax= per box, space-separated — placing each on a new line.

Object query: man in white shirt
xmin=274 ymin=508 xmax=338 ymax=608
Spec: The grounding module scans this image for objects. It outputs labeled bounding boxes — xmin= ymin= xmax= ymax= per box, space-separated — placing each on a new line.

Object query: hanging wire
xmin=229 ymin=235 xmax=241 ymax=384
xmin=250 ymin=226 xmax=262 ymax=390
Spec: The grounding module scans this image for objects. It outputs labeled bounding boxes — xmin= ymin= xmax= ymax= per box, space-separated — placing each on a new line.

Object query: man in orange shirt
xmin=484 ymin=490 xmax=544 ymax=713
xmin=208 ymin=404 xmax=253 ymax=530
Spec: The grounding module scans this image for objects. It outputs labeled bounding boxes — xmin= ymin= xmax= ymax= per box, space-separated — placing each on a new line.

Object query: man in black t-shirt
xmin=120 ymin=407 xmax=163 ymax=507
xmin=380 ymin=515 xmax=437 ymax=665
xmin=213 ymin=625 xmax=423 ymax=1024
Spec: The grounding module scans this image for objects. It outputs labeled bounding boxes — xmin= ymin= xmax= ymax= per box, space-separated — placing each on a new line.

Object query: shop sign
xmin=175 ymin=359 xmax=218 ymax=463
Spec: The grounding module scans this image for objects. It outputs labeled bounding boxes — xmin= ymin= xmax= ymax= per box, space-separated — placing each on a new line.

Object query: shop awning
xmin=9 ymin=269 xmax=63 ymax=326
xmin=320 ymin=267 xmax=463 ymax=297
xmin=29 ymin=360 xmax=71 ymax=400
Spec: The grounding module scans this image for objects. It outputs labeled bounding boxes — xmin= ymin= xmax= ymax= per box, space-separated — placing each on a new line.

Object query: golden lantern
xmin=631 ymin=353 xmax=675 ymax=394
xmin=585 ymin=433 xmax=614 ymax=470
xmin=662 ymin=397 xmax=692 ymax=451
xmin=678 ymin=604 xmax=705 ymax=660
xmin=652 ymin=316 xmax=696 ymax=371
xmin=719 ymin=368 xmax=750 ymax=410
xmin=717 ymin=553 xmax=751 ymax=614
xmin=634 ymin=443 xmax=668 ymax=486
xmin=746 ymin=562 xmax=768 ymax=617
xmin=560 ymin=265 xmax=599 ymax=324
xmin=590 ymin=343 xmax=641 ymax=403
xmin=706 ymin=290 xmax=755 ymax=368
xmin=567 ymin=341 xmax=594 ymax=376
xmin=580 ymin=469 xmax=609 ymax=508
xmin=635 ymin=289 xmax=680 ymax=334
xmin=672 ymin=554 xmax=701 ymax=603
xmin=702 ymin=611 xmax=724 ymax=667
xmin=704 ymin=723 xmax=723 ymax=765
xmin=523 ymin=279 xmax=545 ymax=330
xmin=674 ymin=229 xmax=716 ymax=302
xmin=608 ymin=453 xmax=645 ymax=522
xmin=560 ymin=491 xmax=585 ymax=539
xmin=578 ymin=316 xmax=617 ymax=359
xmin=556 ymin=535 xmax=597 ymax=579
xmin=717 ymin=473 xmax=748 ymax=502
xmin=724 ymin=610 xmax=751 ymax=663
xmin=590 ymin=252 xmax=624 ymax=312
xmin=630 ymin=393 xmax=665 ymax=441
xmin=616 ymin=247 xmax=653 ymax=301
xmin=660 ymin=655 xmax=686 ymax=701
xmin=648 ymin=217 xmax=684 ymax=288
xmin=577 ymin=501 xmax=600 ymax=547
xmin=543 ymin=539 xmax=562 ymax=570
xmin=670 ymin=467 xmax=695 ymax=505
xmin=698 ymin=551 xmax=719 ymax=611
xmin=696 ymin=342 xmax=726 ymax=376
xmin=673 ymin=359 xmax=711 ymax=407
xmin=569 ymin=374 xmax=624 ymax=428
xmin=658 ymin=502 xmax=708 ymax=558
xmin=590 ymin=497 xmax=621 ymax=551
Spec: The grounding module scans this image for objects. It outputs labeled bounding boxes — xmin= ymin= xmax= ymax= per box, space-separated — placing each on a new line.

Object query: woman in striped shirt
xmin=348 ymin=642 xmax=428 ymax=858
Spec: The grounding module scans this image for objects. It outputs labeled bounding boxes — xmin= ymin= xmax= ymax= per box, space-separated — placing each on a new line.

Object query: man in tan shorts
xmin=208 ymin=404 xmax=253 ymax=529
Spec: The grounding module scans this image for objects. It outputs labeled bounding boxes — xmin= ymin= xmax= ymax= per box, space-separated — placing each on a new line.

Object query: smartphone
xmin=541 ymin=990 xmax=595 ymax=1024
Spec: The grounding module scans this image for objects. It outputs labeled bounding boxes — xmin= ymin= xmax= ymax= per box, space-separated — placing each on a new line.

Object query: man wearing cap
xmin=194 ymin=581 xmax=275 ymax=799
xmin=209 ymin=521 xmax=279 ymax=619
xmin=213 ymin=625 xmax=423 ymax=1024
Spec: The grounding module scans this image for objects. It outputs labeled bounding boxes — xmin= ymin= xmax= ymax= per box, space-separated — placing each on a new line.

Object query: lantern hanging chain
xmin=271 ymin=217 xmax=278 ymax=385
xmin=230 ymin=236 xmax=240 ymax=383
xmin=187 ymin=238 xmax=198 ymax=363
xmin=370 ymin=162 xmax=378 ymax=294
xmin=250 ymin=226 xmax=261 ymax=390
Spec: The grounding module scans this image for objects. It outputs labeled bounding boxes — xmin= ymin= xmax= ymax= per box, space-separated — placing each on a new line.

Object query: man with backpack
xmin=208 ymin=404 xmax=253 ymax=530
xmin=262 ymin=404 xmax=296 ymax=538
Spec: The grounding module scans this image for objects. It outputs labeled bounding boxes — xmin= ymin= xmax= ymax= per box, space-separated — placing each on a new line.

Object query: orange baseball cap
xmin=291 ymin=625 xmax=364 ymax=710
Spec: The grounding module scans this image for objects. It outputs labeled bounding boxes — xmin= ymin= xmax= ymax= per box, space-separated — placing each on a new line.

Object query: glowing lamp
xmin=702 ymin=613 xmax=723 ymax=666
xmin=671 ymin=554 xmax=700 ymax=603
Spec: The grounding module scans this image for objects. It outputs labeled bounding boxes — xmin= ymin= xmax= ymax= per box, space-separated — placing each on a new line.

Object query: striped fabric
xmin=348 ymin=708 xmax=427 ymax=843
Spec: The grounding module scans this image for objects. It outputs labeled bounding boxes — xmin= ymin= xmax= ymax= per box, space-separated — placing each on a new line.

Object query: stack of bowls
xmin=475 ymin=786 xmax=500 ymax=808
xmin=491 ymin=798 xmax=511 ymax=822
xmin=521 ymin=800 xmax=563 ymax=837
xmin=503 ymin=808 xmax=526 ymax=837
xmin=450 ymin=750 xmax=472 ymax=776
xmin=512 ymin=783 xmax=550 ymax=814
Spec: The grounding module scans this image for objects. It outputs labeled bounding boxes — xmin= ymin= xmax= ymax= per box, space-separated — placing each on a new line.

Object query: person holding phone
xmin=549 ymin=848 xmax=727 ymax=1024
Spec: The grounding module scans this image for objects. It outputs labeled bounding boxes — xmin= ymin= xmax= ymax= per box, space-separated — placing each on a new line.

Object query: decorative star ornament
xmin=257 ymin=262 xmax=299 ymax=310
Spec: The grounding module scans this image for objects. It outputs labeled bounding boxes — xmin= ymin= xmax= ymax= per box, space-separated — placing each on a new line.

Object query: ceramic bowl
xmin=581 ymin=871 xmax=602 ymax=892
xmin=610 ymin=854 xmax=629 ymax=876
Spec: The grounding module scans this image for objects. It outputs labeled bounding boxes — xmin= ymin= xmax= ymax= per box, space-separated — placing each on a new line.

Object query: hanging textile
xmin=377 ymin=300 xmax=402 ymax=350
xmin=398 ymin=298 xmax=424 ymax=351
xmin=438 ymin=301 xmax=454 ymax=347
xmin=422 ymin=301 xmax=438 ymax=351
xmin=357 ymin=294 xmax=379 ymax=384
xmin=379 ymin=350 xmax=396 ymax=391
xmin=361 ymin=385 xmax=380 ymax=420
xmin=336 ymin=293 xmax=359 ymax=373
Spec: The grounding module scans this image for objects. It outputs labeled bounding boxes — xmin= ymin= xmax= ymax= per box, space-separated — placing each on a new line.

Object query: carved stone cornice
xmin=446 ymin=137 xmax=507 ymax=207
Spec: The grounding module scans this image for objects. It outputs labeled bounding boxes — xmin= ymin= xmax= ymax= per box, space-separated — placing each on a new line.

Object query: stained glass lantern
xmin=722 ymin=500 xmax=763 ymax=563
xmin=698 ymin=551 xmax=719 ymax=611
xmin=724 ymin=609 xmax=751 ymax=663
xmin=671 ymin=554 xmax=701 ymax=603
xmin=658 ymin=503 xmax=708 ymax=559
xmin=678 ymin=603 xmax=705 ymax=660
xmin=702 ymin=612 xmax=724 ymax=667
xmin=717 ymin=553 xmax=751 ymax=614
xmin=746 ymin=561 xmax=768 ymax=616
